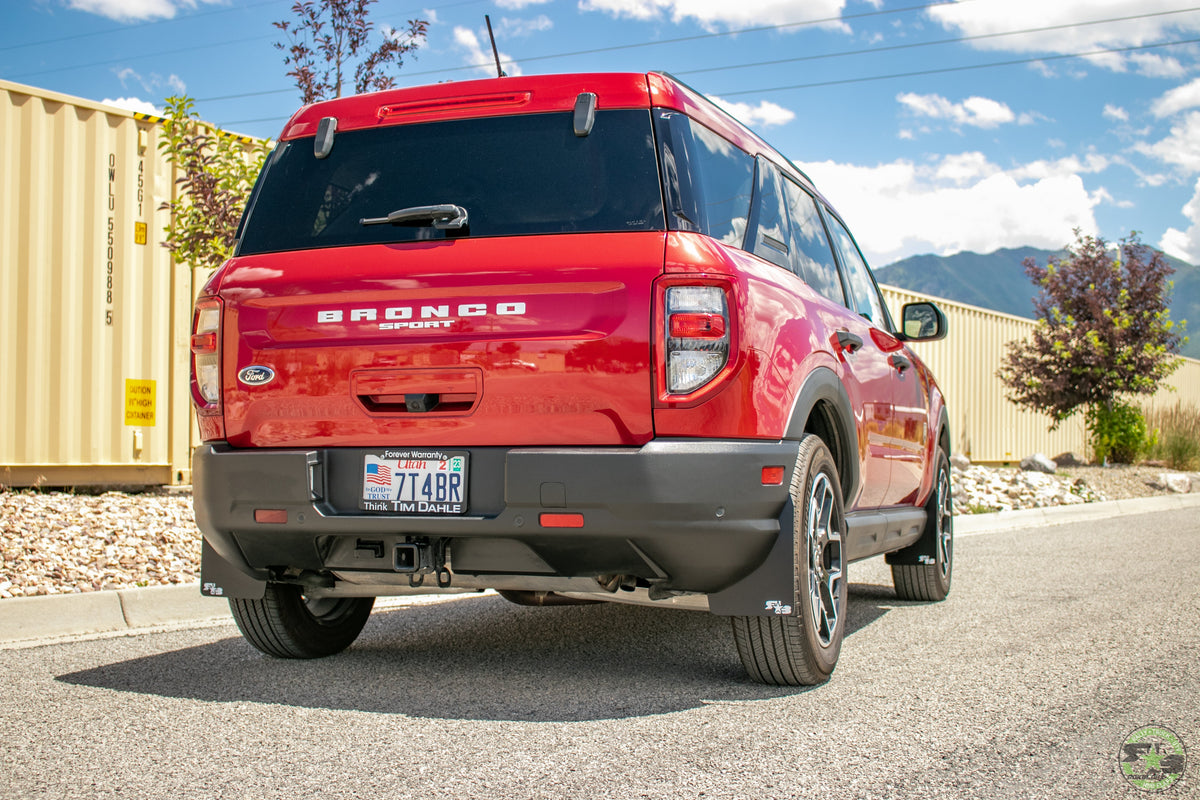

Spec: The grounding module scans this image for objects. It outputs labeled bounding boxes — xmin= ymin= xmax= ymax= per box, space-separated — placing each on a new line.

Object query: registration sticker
xmin=360 ymin=451 xmax=468 ymax=514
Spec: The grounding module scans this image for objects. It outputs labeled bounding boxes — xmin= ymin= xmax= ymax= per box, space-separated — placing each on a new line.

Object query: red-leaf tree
xmin=998 ymin=230 xmax=1185 ymax=436
xmin=274 ymin=0 xmax=428 ymax=104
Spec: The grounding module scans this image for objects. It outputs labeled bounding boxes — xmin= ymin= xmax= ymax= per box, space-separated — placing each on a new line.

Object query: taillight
xmin=191 ymin=297 xmax=222 ymax=408
xmin=665 ymin=285 xmax=731 ymax=395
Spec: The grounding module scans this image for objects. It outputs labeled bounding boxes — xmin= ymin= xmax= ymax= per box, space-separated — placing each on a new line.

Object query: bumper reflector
xmin=761 ymin=466 xmax=786 ymax=486
xmin=254 ymin=509 xmax=288 ymax=524
xmin=539 ymin=513 xmax=584 ymax=528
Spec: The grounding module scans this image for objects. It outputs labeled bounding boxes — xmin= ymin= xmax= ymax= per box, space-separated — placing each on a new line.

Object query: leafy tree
xmin=998 ymin=230 xmax=1186 ymax=433
xmin=158 ymin=96 xmax=270 ymax=271
xmin=274 ymin=0 xmax=428 ymax=104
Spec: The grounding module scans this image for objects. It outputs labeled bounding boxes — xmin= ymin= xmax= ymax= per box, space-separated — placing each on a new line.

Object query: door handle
xmin=835 ymin=330 xmax=863 ymax=354
xmin=890 ymin=354 xmax=911 ymax=373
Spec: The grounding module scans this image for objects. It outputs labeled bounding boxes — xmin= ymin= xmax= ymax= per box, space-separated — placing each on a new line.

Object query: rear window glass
xmin=237 ymin=110 xmax=665 ymax=255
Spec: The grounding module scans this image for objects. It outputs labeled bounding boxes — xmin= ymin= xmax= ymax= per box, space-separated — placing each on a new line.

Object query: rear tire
xmin=890 ymin=448 xmax=953 ymax=601
xmin=229 ymin=583 xmax=374 ymax=658
xmin=732 ymin=435 xmax=847 ymax=686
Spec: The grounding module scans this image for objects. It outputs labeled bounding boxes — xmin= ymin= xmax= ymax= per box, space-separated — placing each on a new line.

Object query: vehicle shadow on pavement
xmin=57 ymin=586 xmax=902 ymax=722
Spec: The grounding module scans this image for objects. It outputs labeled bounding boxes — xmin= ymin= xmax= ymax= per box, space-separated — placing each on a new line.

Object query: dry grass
xmin=1142 ymin=401 xmax=1200 ymax=470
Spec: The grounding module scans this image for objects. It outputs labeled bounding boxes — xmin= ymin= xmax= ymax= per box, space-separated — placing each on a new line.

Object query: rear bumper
xmin=193 ymin=439 xmax=799 ymax=601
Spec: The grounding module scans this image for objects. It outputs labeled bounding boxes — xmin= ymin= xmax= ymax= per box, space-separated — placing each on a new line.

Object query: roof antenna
xmin=485 ymin=15 xmax=506 ymax=78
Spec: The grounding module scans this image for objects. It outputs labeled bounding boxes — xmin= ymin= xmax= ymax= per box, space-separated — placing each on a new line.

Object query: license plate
xmin=360 ymin=451 xmax=468 ymax=514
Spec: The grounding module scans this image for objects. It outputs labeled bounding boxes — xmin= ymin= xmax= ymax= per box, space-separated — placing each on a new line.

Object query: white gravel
xmin=0 ymin=462 xmax=1193 ymax=599
xmin=0 ymin=488 xmax=198 ymax=598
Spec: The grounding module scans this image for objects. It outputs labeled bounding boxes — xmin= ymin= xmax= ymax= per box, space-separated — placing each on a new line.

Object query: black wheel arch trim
xmin=784 ymin=366 xmax=860 ymax=505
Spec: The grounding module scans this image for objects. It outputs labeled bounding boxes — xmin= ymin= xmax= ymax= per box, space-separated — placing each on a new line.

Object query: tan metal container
xmin=882 ymin=285 xmax=1200 ymax=464
xmin=0 ymin=79 xmax=190 ymax=487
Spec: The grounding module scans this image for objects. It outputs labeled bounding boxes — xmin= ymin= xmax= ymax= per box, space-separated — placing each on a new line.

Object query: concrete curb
xmin=0 ymin=583 xmax=228 ymax=645
xmin=954 ymin=492 xmax=1200 ymax=535
xmin=3 ymin=493 xmax=1199 ymax=645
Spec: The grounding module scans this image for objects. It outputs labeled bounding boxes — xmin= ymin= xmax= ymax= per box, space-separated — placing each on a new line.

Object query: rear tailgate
xmin=216 ymin=232 xmax=664 ymax=448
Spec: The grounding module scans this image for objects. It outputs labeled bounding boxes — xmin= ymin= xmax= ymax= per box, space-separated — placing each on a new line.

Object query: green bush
xmin=1143 ymin=401 xmax=1200 ymax=470
xmin=1086 ymin=401 xmax=1149 ymax=464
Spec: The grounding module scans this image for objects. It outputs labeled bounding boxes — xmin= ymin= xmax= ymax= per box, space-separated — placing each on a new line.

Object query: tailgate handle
xmin=405 ymin=393 xmax=439 ymax=413
xmin=352 ymin=368 xmax=481 ymax=416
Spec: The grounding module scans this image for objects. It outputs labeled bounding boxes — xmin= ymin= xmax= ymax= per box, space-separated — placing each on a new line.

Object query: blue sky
xmin=5 ymin=0 xmax=1200 ymax=268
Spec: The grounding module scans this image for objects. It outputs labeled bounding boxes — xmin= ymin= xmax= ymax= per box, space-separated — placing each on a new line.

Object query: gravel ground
xmin=0 ymin=463 xmax=1192 ymax=599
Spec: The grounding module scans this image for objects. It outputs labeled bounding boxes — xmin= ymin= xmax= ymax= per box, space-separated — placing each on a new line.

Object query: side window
xmin=656 ymin=112 xmax=754 ymax=247
xmin=781 ymin=177 xmax=844 ymax=305
xmin=826 ymin=212 xmax=888 ymax=327
xmin=749 ymin=157 xmax=790 ymax=269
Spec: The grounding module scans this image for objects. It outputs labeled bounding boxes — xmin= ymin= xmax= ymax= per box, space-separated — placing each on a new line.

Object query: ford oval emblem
xmin=238 ymin=366 xmax=276 ymax=386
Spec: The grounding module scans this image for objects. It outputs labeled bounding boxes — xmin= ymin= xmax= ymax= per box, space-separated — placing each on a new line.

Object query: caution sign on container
xmin=124 ymin=379 xmax=156 ymax=426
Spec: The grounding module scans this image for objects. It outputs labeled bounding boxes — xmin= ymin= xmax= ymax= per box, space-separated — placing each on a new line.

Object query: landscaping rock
xmin=1020 ymin=453 xmax=1057 ymax=474
xmin=950 ymin=452 xmax=971 ymax=471
xmin=1155 ymin=473 xmax=1192 ymax=494
xmin=1052 ymin=452 xmax=1085 ymax=467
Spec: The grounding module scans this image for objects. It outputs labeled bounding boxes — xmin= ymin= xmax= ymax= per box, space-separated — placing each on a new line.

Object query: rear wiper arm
xmin=359 ymin=204 xmax=468 ymax=229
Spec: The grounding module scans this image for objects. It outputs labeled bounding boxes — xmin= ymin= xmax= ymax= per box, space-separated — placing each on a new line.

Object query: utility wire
xmin=719 ymin=36 xmax=1200 ymax=97
xmin=215 ymin=35 xmax=1200 ymax=127
xmin=198 ymin=0 xmax=976 ymax=102
xmin=678 ymin=6 xmax=1200 ymax=77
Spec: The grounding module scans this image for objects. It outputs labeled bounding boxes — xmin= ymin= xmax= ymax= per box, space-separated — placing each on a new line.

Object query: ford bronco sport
xmin=191 ymin=72 xmax=952 ymax=686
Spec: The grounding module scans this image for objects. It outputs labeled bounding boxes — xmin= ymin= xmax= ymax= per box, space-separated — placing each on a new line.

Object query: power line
xmin=214 ymin=34 xmax=1200 ymax=128
xmin=0 ymin=0 xmax=286 ymax=52
xmin=196 ymin=0 xmax=974 ymax=103
xmin=677 ymin=6 xmax=1200 ymax=78
xmin=719 ymin=36 xmax=1200 ymax=98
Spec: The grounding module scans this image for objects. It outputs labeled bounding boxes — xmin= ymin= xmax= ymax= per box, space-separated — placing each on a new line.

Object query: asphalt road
xmin=1 ymin=509 xmax=1196 ymax=800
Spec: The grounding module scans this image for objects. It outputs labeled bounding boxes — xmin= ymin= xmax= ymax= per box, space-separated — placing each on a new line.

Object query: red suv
xmin=191 ymin=72 xmax=952 ymax=686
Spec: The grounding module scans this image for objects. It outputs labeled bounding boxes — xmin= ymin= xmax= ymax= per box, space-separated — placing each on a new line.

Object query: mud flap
xmin=707 ymin=497 xmax=797 ymax=617
xmin=201 ymin=539 xmax=267 ymax=599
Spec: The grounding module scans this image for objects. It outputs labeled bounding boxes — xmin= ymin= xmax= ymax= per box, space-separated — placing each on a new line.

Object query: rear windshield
xmin=237 ymin=109 xmax=665 ymax=255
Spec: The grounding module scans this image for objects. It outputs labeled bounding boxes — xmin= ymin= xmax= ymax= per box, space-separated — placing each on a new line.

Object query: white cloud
xmin=1103 ymin=104 xmax=1129 ymax=122
xmin=796 ymin=154 xmax=1102 ymax=264
xmin=1135 ymin=111 xmax=1200 ymax=173
xmin=113 ymin=67 xmax=186 ymax=95
xmin=579 ymin=0 xmax=850 ymax=31
xmin=453 ymin=26 xmax=522 ymax=76
xmin=102 ymin=96 xmax=161 ymax=115
xmin=709 ymin=96 xmax=795 ymax=128
xmin=1160 ymin=178 xmax=1200 ymax=261
xmin=1151 ymin=78 xmax=1200 ymax=118
xmin=927 ymin=0 xmax=1200 ymax=74
xmin=68 ymin=0 xmax=218 ymax=22
xmin=897 ymin=92 xmax=1021 ymax=130
xmin=497 ymin=14 xmax=553 ymax=37
xmin=496 ymin=0 xmax=552 ymax=8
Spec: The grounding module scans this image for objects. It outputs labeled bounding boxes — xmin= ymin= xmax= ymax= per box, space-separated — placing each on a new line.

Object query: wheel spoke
xmin=806 ymin=472 xmax=842 ymax=647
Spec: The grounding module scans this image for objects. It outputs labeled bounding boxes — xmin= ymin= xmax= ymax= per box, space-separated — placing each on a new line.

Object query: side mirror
xmin=899 ymin=302 xmax=947 ymax=342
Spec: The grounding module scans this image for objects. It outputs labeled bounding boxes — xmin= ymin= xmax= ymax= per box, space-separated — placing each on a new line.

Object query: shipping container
xmin=0 ymin=78 xmax=190 ymax=487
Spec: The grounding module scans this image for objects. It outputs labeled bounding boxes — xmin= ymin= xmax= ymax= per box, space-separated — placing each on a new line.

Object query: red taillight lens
xmin=191 ymin=297 xmax=222 ymax=408
xmin=190 ymin=332 xmax=217 ymax=353
xmin=669 ymin=313 xmax=726 ymax=339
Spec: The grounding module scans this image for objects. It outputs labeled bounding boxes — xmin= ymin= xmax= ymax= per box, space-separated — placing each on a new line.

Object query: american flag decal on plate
xmin=365 ymin=462 xmax=392 ymax=486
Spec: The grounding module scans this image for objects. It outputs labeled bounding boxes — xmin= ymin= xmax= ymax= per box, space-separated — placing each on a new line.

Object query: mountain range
xmin=876 ymin=247 xmax=1200 ymax=360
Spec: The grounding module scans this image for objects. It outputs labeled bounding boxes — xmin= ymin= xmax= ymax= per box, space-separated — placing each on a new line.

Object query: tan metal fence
xmin=1 ymin=79 xmax=1197 ymax=484
xmin=882 ymin=285 xmax=1200 ymax=464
